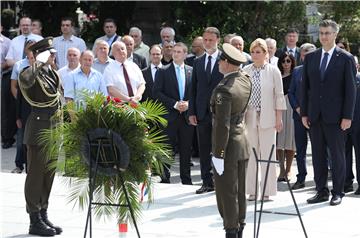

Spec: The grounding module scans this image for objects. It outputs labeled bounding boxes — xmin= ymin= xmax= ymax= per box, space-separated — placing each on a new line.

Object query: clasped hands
xmin=175 ymin=100 xmax=188 ymax=113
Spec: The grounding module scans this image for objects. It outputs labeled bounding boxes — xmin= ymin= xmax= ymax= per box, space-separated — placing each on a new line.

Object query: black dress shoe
xmin=354 ymin=187 xmax=360 ymax=195
xmin=307 ymin=192 xmax=329 ymax=204
xmin=291 ymin=181 xmax=305 ymax=190
xmin=330 ymin=195 xmax=342 ymax=206
xmin=2 ymin=142 xmax=13 ymax=149
xmin=277 ymin=177 xmax=286 ymax=182
xmin=160 ymin=179 xmax=170 ymax=184
xmin=196 ymin=184 xmax=214 ymax=194
xmin=344 ymin=185 xmax=354 ymax=193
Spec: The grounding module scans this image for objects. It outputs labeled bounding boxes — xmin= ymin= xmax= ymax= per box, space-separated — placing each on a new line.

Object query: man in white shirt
xmin=53 ymin=17 xmax=87 ymax=69
xmin=265 ymin=38 xmax=279 ymax=66
xmin=229 ymin=35 xmax=252 ymax=67
xmin=103 ymin=41 xmax=145 ymax=103
xmin=275 ymin=28 xmax=301 ymax=65
xmin=129 ymin=26 xmax=150 ymax=63
xmin=5 ymin=17 xmax=43 ymax=67
xmin=57 ymin=47 xmax=81 ymax=89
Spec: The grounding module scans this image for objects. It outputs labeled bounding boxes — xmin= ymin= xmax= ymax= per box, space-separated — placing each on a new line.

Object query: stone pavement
xmin=1 ymin=146 xmax=359 ymax=238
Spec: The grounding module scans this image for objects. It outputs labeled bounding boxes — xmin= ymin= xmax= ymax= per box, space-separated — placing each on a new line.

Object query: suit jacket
xmin=353 ymin=73 xmax=360 ymax=122
xmin=188 ymin=53 xmax=223 ymax=122
xmin=132 ymin=53 xmax=147 ymax=70
xmin=300 ymin=47 xmax=357 ymax=124
xmin=141 ymin=65 xmax=155 ymax=102
xmin=288 ymin=65 xmax=303 ymax=120
xmin=210 ymin=71 xmax=252 ymax=160
xmin=185 ymin=55 xmax=196 ymax=67
xmin=243 ymin=64 xmax=286 ymax=129
xmin=276 ymin=46 xmax=301 ymax=65
xmin=19 ymin=62 xmax=61 ymax=145
xmin=153 ymin=63 xmax=193 ymax=122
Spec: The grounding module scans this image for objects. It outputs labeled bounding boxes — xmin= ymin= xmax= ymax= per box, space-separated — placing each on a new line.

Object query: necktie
xmin=122 ymin=63 xmax=134 ymax=97
xmin=153 ymin=66 xmax=158 ymax=81
xmin=320 ymin=52 xmax=329 ymax=81
xmin=22 ymin=37 xmax=28 ymax=59
xmin=206 ymin=55 xmax=212 ymax=81
xmin=289 ymin=49 xmax=294 ymax=57
xmin=176 ymin=66 xmax=184 ymax=100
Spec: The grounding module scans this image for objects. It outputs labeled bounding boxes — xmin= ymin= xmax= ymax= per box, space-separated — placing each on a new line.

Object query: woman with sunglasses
xmin=244 ymin=38 xmax=286 ymax=201
xmin=276 ymin=52 xmax=297 ymax=182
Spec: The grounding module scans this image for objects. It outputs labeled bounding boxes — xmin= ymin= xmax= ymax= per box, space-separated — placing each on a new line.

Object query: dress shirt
xmin=64 ymin=67 xmax=108 ymax=102
xmin=151 ymin=63 xmax=162 ymax=81
xmin=0 ymin=34 xmax=11 ymax=74
xmin=58 ymin=65 xmax=80 ymax=89
xmin=53 ymin=35 xmax=87 ymax=69
xmin=204 ymin=50 xmax=219 ymax=72
xmin=93 ymin=57 xmax=114 ymax=74
xmin=5 ymin=33 xmax=43 ymax=63
xmin=173 ymin=62 xmax=186 ymax=96
xmin=134 ymin=41 xmax=150 ymax=63
xmin=10 ymin=58 xmax=30 ymax=80
xmin=103 ymin=60 xmax=145 ymax=97
xmin=320 ymin=45 xmax=336 ymax=70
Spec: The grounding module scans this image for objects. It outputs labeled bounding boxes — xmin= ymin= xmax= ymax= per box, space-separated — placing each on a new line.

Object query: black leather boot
xmin=238 ymin=223 xmax=246 ymax=238
xmin=29 ymin=212 xmax=56 ymax=236
xmin=40 ymin=209 xmax=63 ymax=235
xmin=225 ymin=228 xmax=238 ymax=238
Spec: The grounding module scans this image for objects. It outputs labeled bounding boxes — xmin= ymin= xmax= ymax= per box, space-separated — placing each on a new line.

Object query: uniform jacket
xmin=300 ymin=47 xmax=357 ymax=124
xmin=152 ymin=63 xmax=193 ymax=122
xmin=19 ymin=62 xmax=61 ymax=145
xmin=210 ymin=70 xmax=252 ymax=160
xmin=189 ymin=53 xmax=223 ymax=122
xmin=243 ymin=63 xmax=286 ymax=129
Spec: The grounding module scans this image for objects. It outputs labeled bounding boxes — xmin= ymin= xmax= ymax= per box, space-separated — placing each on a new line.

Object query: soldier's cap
xmin=220 ymin=43 xmax=246 ymax=66
xmin=28 ymin=37 xmax=57 ymax=54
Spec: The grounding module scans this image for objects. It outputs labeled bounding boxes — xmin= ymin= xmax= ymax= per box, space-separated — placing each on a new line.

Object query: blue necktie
xmin=176 ymin=66 xmax=184 ymax=100
xmin=320 ymin=52 xmax=329 ymax=81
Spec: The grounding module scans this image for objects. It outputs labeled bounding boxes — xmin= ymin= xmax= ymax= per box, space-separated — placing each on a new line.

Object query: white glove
xmin=36 ymin=50 xmax=51 ymax=64
xmin=212 ymin=156 xmax=224 ymax=176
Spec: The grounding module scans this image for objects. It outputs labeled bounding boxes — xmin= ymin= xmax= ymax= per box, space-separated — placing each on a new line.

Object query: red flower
xmin=129 ymin=101 xmax=139 ymax=108
xmin=106 ymin=96 xmax=111 ymax=102
xmin=113 ymin=97 xmax=122 ymax=103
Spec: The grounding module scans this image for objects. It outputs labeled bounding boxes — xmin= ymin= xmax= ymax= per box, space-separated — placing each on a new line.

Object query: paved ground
xmin=1 ymin=145 xmax=359 ymax=238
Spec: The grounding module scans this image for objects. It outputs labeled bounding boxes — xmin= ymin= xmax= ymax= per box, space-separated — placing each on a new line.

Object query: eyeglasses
xmin=319 ymin=31 xmax=335 ymax=36
xmin=282 ymin=59 xmax=291 ymax=64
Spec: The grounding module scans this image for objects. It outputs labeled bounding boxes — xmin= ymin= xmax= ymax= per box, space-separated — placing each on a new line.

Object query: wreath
xmin=39 ymin=92 xmax=172 ymax=225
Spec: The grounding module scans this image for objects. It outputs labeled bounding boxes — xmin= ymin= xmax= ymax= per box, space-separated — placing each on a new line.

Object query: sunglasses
xmin=282 ymin=59 xmax=291 ymax=64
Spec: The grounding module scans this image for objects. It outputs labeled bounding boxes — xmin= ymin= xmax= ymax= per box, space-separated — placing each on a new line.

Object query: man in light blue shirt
xmin=53 ymin=17 xmax=87 ymax=69
xmin=64 ymin=50 xmax=108 ymax=105
xmin=93 ymin=40 xmax=114 ymax=74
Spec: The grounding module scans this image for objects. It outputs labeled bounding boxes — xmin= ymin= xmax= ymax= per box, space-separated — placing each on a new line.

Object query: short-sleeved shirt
xmin=53 ymin=35 xmax=87 ymax=68
xmin=5 ymin=33 xmax=43 ymax=63
xmin=58 ymin=65 xmax=80 ymax=89
xmin=64 ymin=67 xmax=108 ymax=102
xmin=93 ymin=57 xmax=114 ymax=74
xmin=103 ymin=60 xmax=145 ymax=96
xmin=11 ymin=58 xmax=30 ymax=80
xmin=0 ymin=34 xmax=12 ymax=74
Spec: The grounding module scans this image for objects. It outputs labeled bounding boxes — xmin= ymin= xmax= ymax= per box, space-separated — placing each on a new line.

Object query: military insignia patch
xmin=216 ymin=94 xmax=223 ymax=104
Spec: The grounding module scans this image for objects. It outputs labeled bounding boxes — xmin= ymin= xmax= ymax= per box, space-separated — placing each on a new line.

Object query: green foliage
xmin=38 ymin=93 xmax=172 ymax=224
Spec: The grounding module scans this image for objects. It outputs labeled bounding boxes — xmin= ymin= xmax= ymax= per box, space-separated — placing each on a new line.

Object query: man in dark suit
xmin=141 ymin=44 xmax=163 ymax=102
xmin=153 ymin=42 xmax=194 ymax=185
xmin=344 ymin=69 xmax=360 ymax=195
xmin=301 ymin=20 xmax=357 ymax=206
xmin=189 ymin=27 xmax=223 ymax=194
xmin=19 ymin=37 xmax=63 ymax=236
xmin=275 ymin=28 xmax=301 ymax=65
xmin=185 ymin=36 xmax=204 ymax=67
xmin=288 ymin=43 xmax=316 ymax=190
xmin=122 ymin=35 xmax=147 ymax=70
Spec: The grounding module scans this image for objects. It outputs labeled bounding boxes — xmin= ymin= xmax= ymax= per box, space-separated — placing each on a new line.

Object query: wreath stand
xmin=82 ymin=128 xmax=141 ymax=238
xmin=252 ymin=144 xmax=308 ymax=238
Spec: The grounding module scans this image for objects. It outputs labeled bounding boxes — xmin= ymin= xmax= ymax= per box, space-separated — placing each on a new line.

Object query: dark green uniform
xmin=210 ymin=70 xmax=251 ymax=230
xmin=19 ymin=61 xmax=61 ymax=214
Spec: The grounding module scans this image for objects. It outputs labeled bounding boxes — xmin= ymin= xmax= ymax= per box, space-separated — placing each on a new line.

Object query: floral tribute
xmin=39 ymin=92 xmax=172 ymax=225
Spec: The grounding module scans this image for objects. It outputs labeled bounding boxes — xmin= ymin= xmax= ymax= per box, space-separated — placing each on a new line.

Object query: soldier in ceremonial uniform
xmin=18 ymin=37 xmax=63 ymax=236
xmin=210 ymin=43 xmax=252 ymax=238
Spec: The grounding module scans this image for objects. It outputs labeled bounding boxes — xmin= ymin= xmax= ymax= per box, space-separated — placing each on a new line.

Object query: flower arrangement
xmin=39 ymin=93 xmax=172 ymax=225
